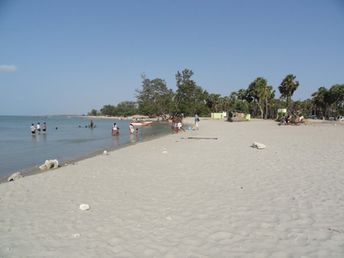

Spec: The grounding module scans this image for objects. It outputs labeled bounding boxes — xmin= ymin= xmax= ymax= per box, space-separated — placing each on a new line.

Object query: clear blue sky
xmin=1 ymin=0 xmax=343 ymax=115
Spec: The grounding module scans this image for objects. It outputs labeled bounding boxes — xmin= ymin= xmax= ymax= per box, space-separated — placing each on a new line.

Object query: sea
xmin=0 ymin=115 xmax=171 ymax=180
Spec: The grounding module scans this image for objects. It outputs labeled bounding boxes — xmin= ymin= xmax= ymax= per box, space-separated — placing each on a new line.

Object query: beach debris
xmin=79 ymin=204 xmax=90 ymax=211
xmin=162 ymin=150 xmax=168 ymax=154
xmin=39 ymin=159 xmax=59 ymax=171
xmin=251 ymin=142 xmax=266 ymax=149
xmin=73 ymin=233 xmax=81 ymax=238
xmin=7 ymin=172 xmax=23 ymax=182
xmin=103 ymin=150 xmax=108 ymax=155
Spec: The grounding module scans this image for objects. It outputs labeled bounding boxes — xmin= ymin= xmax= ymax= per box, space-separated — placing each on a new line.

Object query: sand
xmin=0 ymin=119 xmax=344 ymax=258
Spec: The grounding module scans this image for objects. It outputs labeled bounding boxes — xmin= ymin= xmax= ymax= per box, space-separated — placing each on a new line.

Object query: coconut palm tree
xmin=279 ymin=74 xmax=299 ymax=109
xmin=329 ymin=84 xmax=344 ymax=116
xmin=311 ymin=87 xmax=330 ymax=118
xmin=246 ymin=77 xmax=274 ymax=118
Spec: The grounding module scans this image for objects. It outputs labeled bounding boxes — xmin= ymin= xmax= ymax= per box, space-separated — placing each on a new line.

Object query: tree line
xmin=88 ymin=69 xmax=344 ymax=119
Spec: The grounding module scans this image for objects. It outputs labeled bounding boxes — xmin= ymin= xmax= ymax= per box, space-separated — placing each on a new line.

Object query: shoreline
xmin=1 ymin=119 xmax=343 ymax=257
xmin=1 ymin=117 xmax=342 ymax=184
xmin=0 ymin=120 xmax=175 ymax=184
xmin=85 ymin=115 xmax=160 ymax=121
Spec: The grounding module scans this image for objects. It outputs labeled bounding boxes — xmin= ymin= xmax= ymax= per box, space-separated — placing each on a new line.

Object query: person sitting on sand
xmin=285 ymin=114 xmax=292 ymax=125
xmin=112 ymin=123 xmax=119 ymax=135
xmin=280 ymin=115 xmax=287 ymax=125
xmin=292 ymin=115 xmax=304 ymax=124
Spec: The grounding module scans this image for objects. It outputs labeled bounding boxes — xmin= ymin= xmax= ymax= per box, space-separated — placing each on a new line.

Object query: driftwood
xmin=187 ymin=137 xmax=218 ymax=140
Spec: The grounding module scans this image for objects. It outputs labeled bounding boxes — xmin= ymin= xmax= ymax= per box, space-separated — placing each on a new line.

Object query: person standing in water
xmin=30 ymin=123 xmax=36 ymax=135
xmin=129 ymin=123 xmax=135 ymax=134
xmin=36 ymin=122 xmax=41 ymax=133
xmin=112 ymin=123 xmax=119 ymax=135
xmin=42 ymin=122 xmax=47 ymax=133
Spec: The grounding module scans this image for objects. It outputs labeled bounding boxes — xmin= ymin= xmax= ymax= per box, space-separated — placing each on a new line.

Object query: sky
xmin=0 ymin=0 xmax=343 ymax=115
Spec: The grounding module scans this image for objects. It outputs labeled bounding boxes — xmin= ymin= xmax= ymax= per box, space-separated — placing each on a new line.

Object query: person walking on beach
xmin=42 ymin=122 xmax=47 ymax=133
xmin=36 ymin=122 xmax=41 ymax=133
xmin=112 ymin=123 xmax=119 ymax=135
xmin=30 ymin=123 xmax=36 ymax=135
xmin=195 ymin=114 xmax=200 ymax=130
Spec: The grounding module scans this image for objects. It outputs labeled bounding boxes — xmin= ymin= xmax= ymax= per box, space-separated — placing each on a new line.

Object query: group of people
xmin=30 ymin=116 xmax=198 ymax=136
xmin=279 ymin=113 xmax=304 ymax=125
xmin=30 ymin=120 xmax=141 ymax=136
xmin=171 ymin=115 xmax=183 ymax=133
xmin=30 ymin=122 xmax=47 ymax=135
xmin=170 ymin=114 xmax=200 ymax=133
xmin=172 ymin=121 xmax=184 ymax=133
xmin=112 ymin=122 xmax=137 ymax=136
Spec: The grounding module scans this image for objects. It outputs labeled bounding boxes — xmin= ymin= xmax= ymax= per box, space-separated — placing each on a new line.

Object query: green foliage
xmin=227 ymin=89 xmax=249 ymax=114
xmin=311 ymin=84 xmax=344 ymax=118
xmin=276 ymin=112 xmax=285 ymax=121
xmin=87 ymin=109 xmax=99 ymax=116
xmin=88 ymin=69 xmax=343 ymax=121
xmin=279 ymin=74 xmax=299 ymax=108
xmin=246 ymin=77 xmax=274 ymax=118
xmin=136 ymin=75 xmax=174 ymax=117
xmin=205 ymin=93 xmax=221 ymax=112
xmin=329 ymin=84 xmax=344 ymax=115
xmin=99 ymin=102 xmax=138 ymax=117
xmin=291 ymin=99 xmax=313 ymax=116
xmin=175 ymin=69 xmax=209 ymax=116
xmin=100 ymin=105 xmax=116 ymax=116
xmin=115 ymin=101 xmax=138 ymax=117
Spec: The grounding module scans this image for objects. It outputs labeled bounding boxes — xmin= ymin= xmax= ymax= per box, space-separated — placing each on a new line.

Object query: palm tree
xmin=329 ymin=84 xmax=344 ymax=116
xmin=279 ymin=74 xmax=299 ymax=109
xmin=228 ymin=89 xmax=249 ymax=113
xmin=311 ymin=87 xmax=329 ymax=118
xmin=247 ymin=77 xmax=274 ymax=119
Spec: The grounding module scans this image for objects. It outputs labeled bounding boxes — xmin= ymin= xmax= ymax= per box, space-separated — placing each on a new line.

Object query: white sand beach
xmin=0 ymin=119 xmax=344 ymax=258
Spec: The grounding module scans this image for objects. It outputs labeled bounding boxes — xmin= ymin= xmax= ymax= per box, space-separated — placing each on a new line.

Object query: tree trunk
xmin=264 ymin=98 xmax=268 ymax=119
xmin=258 ymin=103 xmax=264 ymax=119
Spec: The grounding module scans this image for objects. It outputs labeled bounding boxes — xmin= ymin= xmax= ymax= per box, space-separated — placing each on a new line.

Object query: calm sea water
xmin=0 ymin=115 xmax=170 ymax=179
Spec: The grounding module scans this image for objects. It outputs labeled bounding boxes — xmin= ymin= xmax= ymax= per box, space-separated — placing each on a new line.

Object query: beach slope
xmin=0 ymin=119 xmax=344 ymax=257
